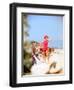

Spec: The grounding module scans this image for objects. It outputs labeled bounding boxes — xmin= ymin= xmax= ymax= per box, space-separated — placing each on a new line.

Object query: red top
xmin=42 ymin=40 xmax=48 ymax=51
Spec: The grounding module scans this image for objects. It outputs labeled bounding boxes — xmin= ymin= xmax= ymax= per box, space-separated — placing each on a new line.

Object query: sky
xmin=27 ymin=15 xmax=63 ymax=48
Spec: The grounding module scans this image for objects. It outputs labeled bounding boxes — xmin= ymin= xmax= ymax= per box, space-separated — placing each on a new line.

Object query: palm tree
xmin=22 ymin=14 xmax=32 ymax=75
xmin=22 ymin=14 xmax=30 ymax=42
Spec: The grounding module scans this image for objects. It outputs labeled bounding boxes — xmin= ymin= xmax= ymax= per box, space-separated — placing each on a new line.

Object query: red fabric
xmin=40 ymin=40 xmax=48 ymax=52
xmin=43 ymin=40 xmax=48 ymax=49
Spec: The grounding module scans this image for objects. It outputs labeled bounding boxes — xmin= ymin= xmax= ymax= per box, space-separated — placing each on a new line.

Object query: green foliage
xmin=23 ymin=49 xmax=32 ymax=74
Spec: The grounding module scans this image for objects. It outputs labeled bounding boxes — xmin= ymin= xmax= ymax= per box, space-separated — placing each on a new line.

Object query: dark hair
xmin=44 ymin=35 xmax=49 ymax=39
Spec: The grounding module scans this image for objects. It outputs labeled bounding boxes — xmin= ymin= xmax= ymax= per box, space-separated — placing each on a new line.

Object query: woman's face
xmin=44 ymin=37 xmax=49 ymax=41
xmin=32 ymin=42 xmax=36 ymax=46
